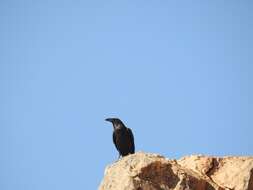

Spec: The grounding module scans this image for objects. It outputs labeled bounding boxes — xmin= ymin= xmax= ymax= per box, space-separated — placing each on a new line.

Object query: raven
xmin=105 ymin=118 xmax=135 ymax=158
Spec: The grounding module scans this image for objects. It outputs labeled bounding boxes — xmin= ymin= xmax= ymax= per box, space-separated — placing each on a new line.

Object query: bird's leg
xmin=114 ymin=154 xmax=121 ymax=163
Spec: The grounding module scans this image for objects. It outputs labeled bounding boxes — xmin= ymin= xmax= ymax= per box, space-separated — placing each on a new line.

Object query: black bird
xmin=105 ymin=118 xmax=135 ymax=158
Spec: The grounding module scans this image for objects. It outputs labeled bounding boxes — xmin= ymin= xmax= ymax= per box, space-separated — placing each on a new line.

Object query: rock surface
xmin=179 ymin=155 xmax=253 ymax=190
xmin=99 ymin=152 xmax=253 ymax=190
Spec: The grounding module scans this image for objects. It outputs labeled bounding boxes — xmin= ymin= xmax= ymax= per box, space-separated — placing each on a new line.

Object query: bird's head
xmin=105 ymin=118 xmax=124 ymax=130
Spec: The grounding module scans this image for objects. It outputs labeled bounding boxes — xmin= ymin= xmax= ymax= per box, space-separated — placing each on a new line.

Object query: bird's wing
xmin=113 ymin=131 xmax=119 ymax=151
xmin=127 ymin=128 xmax=135 ymax=153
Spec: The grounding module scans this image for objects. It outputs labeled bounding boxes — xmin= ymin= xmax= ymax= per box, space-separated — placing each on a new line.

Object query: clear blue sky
xmin=0 ymin=0 xmax=252 ymax=189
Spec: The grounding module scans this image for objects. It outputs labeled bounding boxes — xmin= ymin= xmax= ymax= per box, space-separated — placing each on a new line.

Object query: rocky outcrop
xmin=178 ymin=155 xmax=253 ymax=190
xmin=99 ymin=152 xmax=253 ymax=190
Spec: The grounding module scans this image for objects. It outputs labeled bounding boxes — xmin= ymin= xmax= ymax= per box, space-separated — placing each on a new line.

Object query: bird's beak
xmin=105 ymin=118 xmax=113 ymax=122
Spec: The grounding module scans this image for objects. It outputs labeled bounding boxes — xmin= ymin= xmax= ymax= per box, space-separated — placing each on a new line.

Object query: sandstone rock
xmin=99 ymin=152 xmax=253 ymax=190
xmin=99 ymin=152 xmax=238 ymax=190
xmin=178 ymin=155 xmax=253 ymax=190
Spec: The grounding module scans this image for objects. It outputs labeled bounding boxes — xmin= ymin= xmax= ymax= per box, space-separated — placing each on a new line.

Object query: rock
xmin=100 ymin=152 xmax=253 ymax=190
xmin=178 ymin=155 xmax=253 ymax=190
